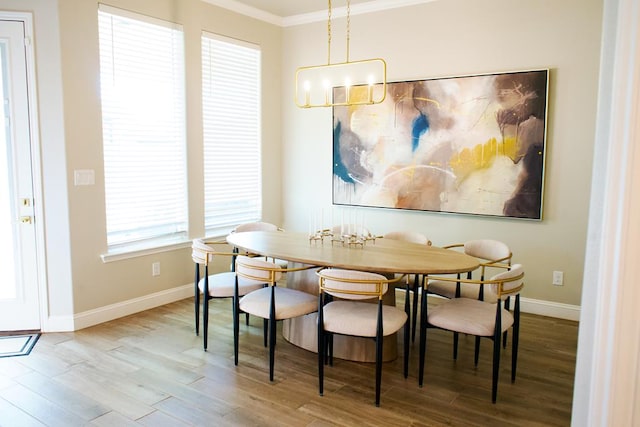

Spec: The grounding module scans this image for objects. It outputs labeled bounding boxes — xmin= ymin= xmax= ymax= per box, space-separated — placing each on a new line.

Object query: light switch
xmin=74 ymin=169 xmax=95 ymax=186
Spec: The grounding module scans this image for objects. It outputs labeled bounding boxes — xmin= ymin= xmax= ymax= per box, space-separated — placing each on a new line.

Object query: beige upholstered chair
xmin=383 ymin=231 xmax=432 ymax=343
xmin=427 ymin=239 xmax=512 ymax=302
xmin=233 ymin=256 xmax=317 ymax=381
xmin=233 ymin=221 xmax=280 ymax=232
xmin=419 ymin=264 xmax=525 ymax=403
xmin=191 ymin=238 xmax=266 ymax=350
xmin=232 ymin=221 xmax=288 ymax=268
xmin=426 ymin=239 xmax=513 ymax=353
xmin=316 ymin=268 xmax=408 ymax=407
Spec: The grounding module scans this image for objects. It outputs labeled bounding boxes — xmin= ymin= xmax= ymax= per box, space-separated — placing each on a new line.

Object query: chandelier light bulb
xmin=344 ymin=77 xmax=351 ymax=103
xmin=323 ymin=79 xmax=330 ymax=105
xmin=303 ymin=81 xmax=311 ymax=106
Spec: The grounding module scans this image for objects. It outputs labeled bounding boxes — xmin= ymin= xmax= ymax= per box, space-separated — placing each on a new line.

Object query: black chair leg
xmin=194 ymin=263 xmax=200 ymax=336
xmin=474 ymin=336 xmax=481 ymax=366
xmin=411 ymin=275 xmax=419 ymax=343
xmin=263 ymin=318 xmax=268 ymax=347
xmin=202 ymin=267 xmax=209 ymax=351
xmin=233 ymin=276 xmax=240 ymax=365
xmin=491 ymin=300 xmax=503 ymax=403
xmin=418 ymin=283 xmax=428 ymax=387
xmin=268 ymin=286 xmax=276 ymax=381
xmin=453 ymin=332 xmax=459 ymax=360
xmin=245 ymin=312 xmax=250 ymax=326
xmin=403 ymin=277 xmax=411 ymax=378
xmin=317 ymin=296 xmax=324 ymax=396
xmin=512 ymin=295 xmax=521 ymax=382
xmin=269 ymin=317 xmax=276 ymax=381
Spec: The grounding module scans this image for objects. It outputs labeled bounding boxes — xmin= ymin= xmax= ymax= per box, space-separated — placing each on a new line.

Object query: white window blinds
xmin=98 ymin=5 xmax=187 ymax=249
xmin=202 ymin=33 xmax=262 ymax=234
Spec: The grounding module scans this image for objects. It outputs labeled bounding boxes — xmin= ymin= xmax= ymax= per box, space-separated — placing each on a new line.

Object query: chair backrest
xmin=192 ymin=238 xmax=235 ymax=265
xmin=317 ymin=268 xmax=392 ymax=300
xmin=235 ymin=255 xmax=283 ymax=284
xmin=233 ymin=221 xmax=279 ymax=232
xmin=463 ymin=239 xmax=512 ymax=265
xmin=488 ymin=264 xmax=525 ymax=299
xmin=383 ymin=231 xmax=432 ymax=246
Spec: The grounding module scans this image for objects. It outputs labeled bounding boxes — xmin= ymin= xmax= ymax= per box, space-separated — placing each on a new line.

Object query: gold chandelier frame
xmin=294 ymin=0 xmax=387 ymax=108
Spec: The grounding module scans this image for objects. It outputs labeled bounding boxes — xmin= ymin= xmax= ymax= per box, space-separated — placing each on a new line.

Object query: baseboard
xmin=43 ymin=286 xmax=578 ymax=332
xmin=401 ymin=289 xmax=581 ymax=322
xmin=57 ymin=283 xmax=192 ymax=332
xmin=520 ymin=297 xmax=580 ymax=321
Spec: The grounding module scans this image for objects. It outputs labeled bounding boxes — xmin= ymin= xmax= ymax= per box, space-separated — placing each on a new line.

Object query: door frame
xmin=0 ymin=11 xmax=47 ymax=331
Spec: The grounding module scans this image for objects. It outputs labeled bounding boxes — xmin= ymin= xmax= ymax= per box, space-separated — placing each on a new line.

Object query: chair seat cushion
xmin=428 ymin=280 xmax=498 ymax=303
xmin=322 ymin=301 xmax=407 ymax=338
xmin=198 ymin=272 xmax=265 ymax=297
xmin=428 ymin=298 xmax=514 ymax=337
xmin=240 ymin=287 xmax=317 ymax=320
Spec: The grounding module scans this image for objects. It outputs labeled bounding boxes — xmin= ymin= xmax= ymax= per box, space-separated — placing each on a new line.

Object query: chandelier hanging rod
xmin=294 ymin=0 xmax=387 ymax=108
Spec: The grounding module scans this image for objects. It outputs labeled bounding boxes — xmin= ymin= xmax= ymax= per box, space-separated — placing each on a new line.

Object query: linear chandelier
xmin=294 ymin=0 xmax=387 ymax=108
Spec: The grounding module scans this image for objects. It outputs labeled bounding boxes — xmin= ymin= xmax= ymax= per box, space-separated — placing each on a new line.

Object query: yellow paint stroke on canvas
xmin=449 ymin=137 xmax=520 ymax=183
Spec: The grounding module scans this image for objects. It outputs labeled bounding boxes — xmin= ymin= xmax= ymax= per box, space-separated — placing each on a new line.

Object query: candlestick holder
xmin=309 ymin=229 xmax=333 ymax=244
xmin=331 ymin=232 xmax=377 ymax=248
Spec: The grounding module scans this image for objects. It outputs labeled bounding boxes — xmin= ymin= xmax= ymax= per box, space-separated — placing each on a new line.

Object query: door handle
xmin=20 ymin=216 xmax=32 ymax=224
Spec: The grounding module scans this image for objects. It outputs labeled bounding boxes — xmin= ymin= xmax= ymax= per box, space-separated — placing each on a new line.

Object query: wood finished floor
xmin=0 ymin=294 xmax=577 ymax=426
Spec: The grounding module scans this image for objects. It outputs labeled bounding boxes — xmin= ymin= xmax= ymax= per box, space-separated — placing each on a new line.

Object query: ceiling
xmin=203 ymin=0 xmax=437 ymax=25
xmin=224 ymin=0 xmax=372 ymax=18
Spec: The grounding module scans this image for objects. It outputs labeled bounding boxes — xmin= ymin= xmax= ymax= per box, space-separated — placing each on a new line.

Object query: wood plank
xmin=0 ymin=395 xmax=46 ymax=427
xmin=2 ymin=297 xmax=577 ymax=426
xmin=0 ymin=384 xmax=87 ymax=426
xmin=15 ymin=371 xmax=110 ymax=420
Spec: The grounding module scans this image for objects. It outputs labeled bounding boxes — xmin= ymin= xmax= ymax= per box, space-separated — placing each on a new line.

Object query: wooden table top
xmin=227 ymin=231 xmax=479 ymax=275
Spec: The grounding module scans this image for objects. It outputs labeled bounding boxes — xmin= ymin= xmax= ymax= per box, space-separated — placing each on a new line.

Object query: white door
xmin=0 ymin=20 xmax=40 ymax=331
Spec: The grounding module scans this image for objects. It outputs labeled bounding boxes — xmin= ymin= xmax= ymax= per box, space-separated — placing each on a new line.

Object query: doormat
xmin=0 ymin=333 xmax=40 ymax=358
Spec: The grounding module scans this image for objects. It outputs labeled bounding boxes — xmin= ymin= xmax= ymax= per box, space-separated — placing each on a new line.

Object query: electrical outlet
xmin=552 ymin=270 xmax=564 ymax=286
xmin=152 ymin=262 xmax=160 ymax=277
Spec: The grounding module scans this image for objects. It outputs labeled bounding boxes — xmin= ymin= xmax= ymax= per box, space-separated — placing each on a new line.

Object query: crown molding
xmin=203 ymin=0 xmax=439 ymax=27
xmin=202 ymin=0 xmax=284 ymax=26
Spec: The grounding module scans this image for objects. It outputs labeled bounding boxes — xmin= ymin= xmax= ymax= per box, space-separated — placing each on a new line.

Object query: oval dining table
xmin=227 ymin=230 xmax=479 ymax=362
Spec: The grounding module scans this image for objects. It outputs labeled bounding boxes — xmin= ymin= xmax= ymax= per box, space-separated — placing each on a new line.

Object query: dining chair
xmin=383 ymin=231 xmax=432 ymax=343
xmin=427 ymin=239 xmax=512 ymax=301
xmin=232 ymin=221 xmax=288 ymax=268
xmin=426 ymin=239 xmax=513 ymax=351
xmin=233 ymin=256 xmax=318 ymax=381
xmin=316 ymin=268 xmax=408 ymax=407
xmin=419 ymin=264 xmax=525 ymax=403
xmin=191 ymin=238 xmax=266 ymax=351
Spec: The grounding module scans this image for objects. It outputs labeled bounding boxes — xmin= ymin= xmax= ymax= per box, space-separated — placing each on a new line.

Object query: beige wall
xmin=281 ymin=0 xmax=603 ymax=306
xmin=52 ymin=0 xmax=282 ymax=315
xmin=1 ymin=0 xmax=283 ymax=326
xmin=5 ymin=0 xmax=602 ymax=327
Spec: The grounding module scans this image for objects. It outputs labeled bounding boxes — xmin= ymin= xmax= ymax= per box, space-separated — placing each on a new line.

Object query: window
xmin=98 ymin=5 xmax=187 ymax=250
xmin=202 ymin=32 xmax=262 ymax=235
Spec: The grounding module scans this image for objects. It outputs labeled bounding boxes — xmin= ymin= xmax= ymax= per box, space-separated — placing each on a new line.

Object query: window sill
xmin=100 ymin=238 xmax=192 ymax=263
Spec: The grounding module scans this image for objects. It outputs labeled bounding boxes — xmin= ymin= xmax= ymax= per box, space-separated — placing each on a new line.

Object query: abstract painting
xmin=332 ymin=69 xmax=549 ymax=219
